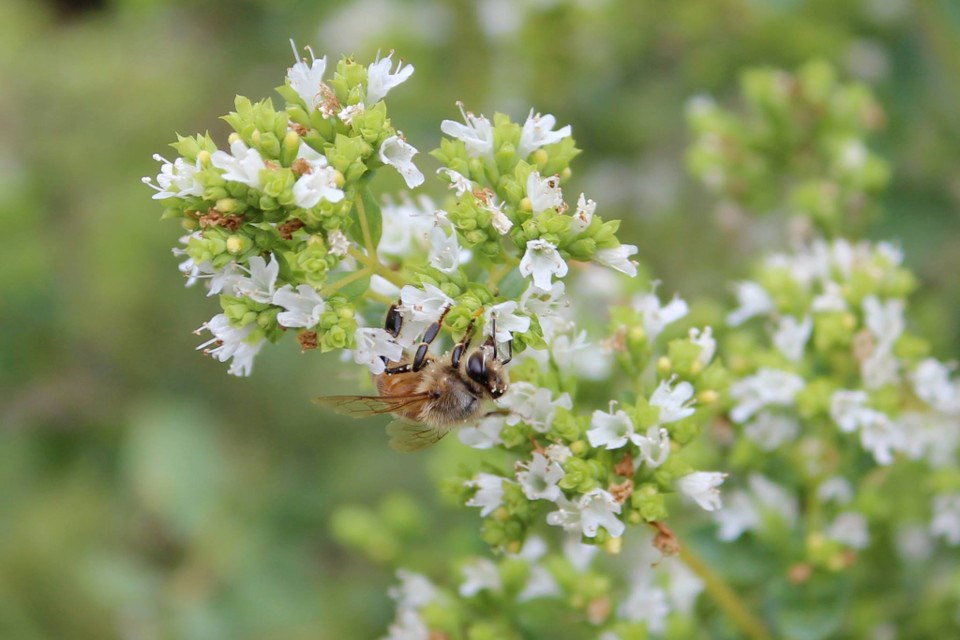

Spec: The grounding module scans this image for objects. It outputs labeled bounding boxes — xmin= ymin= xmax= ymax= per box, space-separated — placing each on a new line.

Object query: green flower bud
xmin=226 ymin=234 xmax=252 ymax=255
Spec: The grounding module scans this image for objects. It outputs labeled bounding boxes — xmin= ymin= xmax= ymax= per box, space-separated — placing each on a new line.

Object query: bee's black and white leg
xmin=384 ymin=306 xmax=451 ymax=374
xmin=451 ymin=317 xmax=477 ymax=368
xmin=482 ymin=315 xmax=512 ymax=365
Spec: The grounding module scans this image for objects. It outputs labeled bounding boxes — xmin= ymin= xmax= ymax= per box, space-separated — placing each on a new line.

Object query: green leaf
xmin=326 ymin=270 xmax=370 ymax=300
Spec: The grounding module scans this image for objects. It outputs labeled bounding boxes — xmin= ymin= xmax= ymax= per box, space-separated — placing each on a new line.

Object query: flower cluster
xmin=686 ymin=60 xmax=889 ymax=235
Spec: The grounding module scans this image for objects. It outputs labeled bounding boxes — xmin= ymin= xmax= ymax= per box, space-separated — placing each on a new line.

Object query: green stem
xmin=348 ymin=247 xmax=406 ymax=289
xmin=321 ymin=267 xmax=372 ymax=296
xmin=355 ymin=192 xmax=376 ymax=257
xmin=678 ymin=540 xmax=772 ymax=640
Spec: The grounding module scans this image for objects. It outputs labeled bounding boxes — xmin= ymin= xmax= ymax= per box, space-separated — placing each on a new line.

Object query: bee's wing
xmin=313 ymin=394 xmax=431 ymax=418
xmin=385 ymin=418 xmax=451 ymax=452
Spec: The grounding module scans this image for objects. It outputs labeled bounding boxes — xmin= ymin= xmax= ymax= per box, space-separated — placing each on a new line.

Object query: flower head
xmin=380 ymin=134 xmax=425 ymax=188
xmin=273 ymin=284 xmax=326 ymax=329
xmin=366 ymin=51 xmax=414 ymax=104
xmin=441 ymin=103 xmax=494 ymax=159
xmin=287 ymin=40 xmax=327 ymax=109
xmin=516 ymin=452 xmax=565 ymax=502
xmin=211 ymin=138 xmax=265 ymax=189
xmin=677 ymin=471 xmax=725 ymax=512
xmin=517 ymin=109 xmax=572 ymax=158
xmin=353 ymin=327 xmax=404 ymax=374
xmin=526 ymin=171 xmax=564 ymax=213
xmin=519 ymin=239 xmax=568 ymax=291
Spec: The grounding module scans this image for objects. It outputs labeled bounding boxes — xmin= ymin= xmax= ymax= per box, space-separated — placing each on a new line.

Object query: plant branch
xmin=347 ymin=247 xmax=406 ymax=289
xmin=321 ymin=267 xmax=373 ymax=296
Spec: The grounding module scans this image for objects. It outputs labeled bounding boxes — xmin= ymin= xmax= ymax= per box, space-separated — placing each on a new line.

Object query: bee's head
xmin=465 ymin=346 xmax=509 ymax=399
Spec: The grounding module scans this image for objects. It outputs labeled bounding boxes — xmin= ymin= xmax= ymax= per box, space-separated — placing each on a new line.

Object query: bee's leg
xmin=412 ymin=306 xmax=451 ymax=372
xmin=384 ymin=301 xmax=403 ymax=338
xmin=383 ymin=363 xmax=412 ymax=374
xmin=483 ymin=315 xmax=512 ymax=365
xmin=451 ymin=319 xmax=476 ymax=368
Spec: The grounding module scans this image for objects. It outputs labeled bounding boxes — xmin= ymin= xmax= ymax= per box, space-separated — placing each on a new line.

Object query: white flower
xmin=388 ymin=569 xmax=437 ymax=611
xmin=562 ymin=535 xmax=598 ymax=571
xmin=618 ymin=578 xmax=669 ymax=633
xmin=273 ymin=284 xmax=326 ymax=328
xmin=337 ymin=102 xmax=365 ymax=126
xmin=379 ymin=194 xmax=435 ymax=258
xmin=911 ymin=358 xmax=960 ymax=414
xmin=287 ymin=39 xmax=327 ymax=109
xmin=459 ymin=558 xmax=501 ymax=597
xmin=518 ymin=565 xmax=561 ymax=602
xmin=437 ymin=167 xmax=473 ymax=196
xmin=544 ymin=443 xmax=573 ymax=463
xmin=930 ymin=493 xmax=960 ymax=545
xmin=500 ymin=382 xmax=572 ymax=433
xmin=516 ymin=452 xmax=565 ymax=502
xmin=440 ymin=103 xmax=494 ymax=159
xmin=295 ymin=141 xmax=327 ymax=168
xmin=366 ymin=51 xmax=414 ymax=104
xmin=519 ymin=239 xmax=568 ymax=291
xmin=817 ymin=476 xmax=854 ymax=505
xmin=861 ymin=345 xmax=900 ymax=390
xmin=526 ymin=171 xmax=564 ymax=213
xmin=726 ymin=281 xmax=774 ymax=326
xmin=812 ymin=281 xmax=848 ymax=312
xmin=896 ymin=524 xmax=933 ymax=563
xmin=587 ymin=408 xmax=636 ymax=450
xmin=677 ymin=471 xmax=725 ymax=511
xmin=772 ymin=315 xmax=813 ymax=362
xmin=863 ymin=295 xmax=904 ymax=348
xmin=211 ymin=139 xmax=265 ymax=189
xmin=650 ymin=377 xmax=696 ymax=423
xmin=579 ymin=489 xmax=625 ymax=538
xmin=142 ymin=154 xmax=203 ymax=200
xmin=830 ymin=389 xmax=872 ymax=432
xmin=484 ymin=301 xmax=530 ymax=342
xmin=465 ymin=473 xmax=505 ymax=517
xmin=380 ymin=134 xmax=425 ymax=189
xmin=428 ymin=219 xmax=461 ymax=273
xmin=634 ymin=426 xmax=671 ymax=468
xmin=458 ymin=414 xmax=505 ymax=449
xmin=195 ymin=314 xmax=265 ymax=377
xmin=634 ymin=288 xmax=689 ymax=343
xmin=729 ymin=368 xmax=805 ymax=423
xmin=829 ymin=390 xmax=905 ymax=463
xmin=520 ymin=281 xmax=571 ymax=339
xmin=713 ymin=490 xmax=760 ymax=541
xmin=663 ymin=558 xmax=705 ymax=616
xmin=485 ymin=200 xmax=513 ymax=235
xmin=571 ymin=193 xmax=595 ymax=233
xmin=713 ymin=474 xmax=795 ymax=540
xmin=517 ymin=109 xmax=572 ymax=158
xmin=292 ymin=160 xmax=344 ymax=208
xmin=689 ymin=326 xmax=716 ymax=367
xmin=235 ymin=255 xmax=280 ymax=304
xmin=826 ymin=512 xmax=870 ymax=549
xmin=594 ymin=244 xmax=639 ymax=277
xmin=382 ymin=609 xmax=428 ymax=640
xmin=546 ymin=495 xmax=582 ymax=533
xmin=327 ymin=229 xmax=350 ymax=257
xmin=399 ymin=283 xmax=454 ymax=341
xmin=743 ymin=411 xmax=799 ymax=450
xmin=353 ymin=327 xmax=404 ymax=374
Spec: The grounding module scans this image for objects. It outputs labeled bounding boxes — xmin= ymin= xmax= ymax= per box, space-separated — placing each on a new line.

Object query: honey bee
xmin=315 ymin=305 xmax=512 ymax=452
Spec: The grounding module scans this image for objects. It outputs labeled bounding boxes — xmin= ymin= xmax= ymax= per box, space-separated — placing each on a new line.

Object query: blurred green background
xmin=1 ymin=0 xmax=959 ymax=637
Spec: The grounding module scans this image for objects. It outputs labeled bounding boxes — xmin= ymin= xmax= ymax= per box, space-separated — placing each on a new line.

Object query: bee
xmin=315 ymin=304 xmax=512 ymax=452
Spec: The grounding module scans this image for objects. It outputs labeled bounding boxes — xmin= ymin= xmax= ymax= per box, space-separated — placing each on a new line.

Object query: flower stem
xmin=347 ymin=247 xmax=406 ymax=289
xmin=355 ymin=192 xmax=376 ymax=257
xmin=677 ymin=538 xmax=772 ymax=640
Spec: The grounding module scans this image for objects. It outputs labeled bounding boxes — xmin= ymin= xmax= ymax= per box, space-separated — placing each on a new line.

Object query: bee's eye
xmin=466 ymin=352 xmax=486 ymax=383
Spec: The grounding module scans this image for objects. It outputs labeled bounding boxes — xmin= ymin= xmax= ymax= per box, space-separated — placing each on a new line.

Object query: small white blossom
xmin=518 ymin=564 xmax=561 ymax=602
xmin=379 ymin=194 xmax=435 ymax=258
xmin=458 ymin=414 xmax=505 ymax=449
xmin=211 ymin=139 xmax=265 ymax=189
xmin=689 ymin=326 xmax=717 ymax=367
xmin=380 ymin=134 xmax=425 ymax=188
xmin=587 ymin=408 xmax=637 ymax=450
xmin=327 ymin=229 xmax=350 ymax=257
xmin=273 ymin=284 xmax=326 ymax=328
xmin=664 ymin=558 xmax=705 ymax=615
xmin=677 ymin=471 xmax=725 ymax=511
xmin=562 ymin=535 xmax=598 ymax=571
xmin=484 ymin=301 xmax=530 ymax=343
xmin=826 ymin=512 xmax=870 ymax=549
xmin=195 ymin=314 xmax=265 ymax=377
xmin=634 ymin=288 xmax=689 ymax=343
xmin=459 ymin=558 xmax=501 ymax=597
xmin=287 ymin=40 xmax=327 ymax=109
xmin=399 ymin=283 xmax=454 ymax=324
xmin=519 ymin=239 xmax=568 ymax=291
xmin=863 ymin=295 xmax=904 ymax=347
xmin=713 ymin=474 xmax=796 ymax=540
xmin=516 ymin=452 xmax=565 ymax=502
xmin=388 ymin=569 xmax=437 ymax=611
xmin=650 ymin=377 xmax=696 ymax=423
xmin=594 ymin=244 xmax=639 ymax=278
xmin=382 ymin=609 xmax=428 ymax=640
xmin=861 ymin=344 xmax=900 ymax=390
xmin=618 ymin=576 xmax=669 ymax=632
xmin=436 ymin=167 xmax=473 ymax=196
xmin=500 ymin=382 xmax=572 ymax=433
xmin=526 ymin=171 xmax=564 ymax=213
xmin=366 ymin=51 xmax=414 ymax=104
xmin=295 ymin=141 xmax=327 ymax=168
xmin=441 ymin=103 xmax=494 ymax=159
xmin=896 ymin=524 xmax=933 ymax=563
xmin=337 ymin=102 xmax=365 ymax=126
xmin=517 ymin=109 xmax=572 ymax=158
xmin=571 ymin=193 xmax=595 ymax=233
xmin=142 ymin=154 xmax=203 ymax=200
xmin=743 ymin=411 xmax=799 ymax=450
xmin=465 ymin=473 xmax=505 ymax=518
xmin=353 ymin=327 xmax=404 ymax=374
xmin=714 ymin=490 xmax=760 ymax=541
xmin=235 ymin=255 xmax=280 ymax=304
xmin=544 ymin=443 xmax=573 ymax=463
xmin=292 ymin=161 xmax=344 ymax=208
xmin=485 ymin=199 xmax=513 ymax=235
xmin=729 ymin=368 xmax=805 ymax=423
xmin=812 ymin=281 xmax=848 ymax=312
xmin=726 ymin=281 xmax=775 ymax=327
xmin=546 ymin=495 xmax=582 ymax=533
xmin=579 ymin=489 xmax=625 ymax=538
xmin=817 ymin=476 xmax=854 ymax=505
xmin=428 ymin=220 xmax=461 ymax=274
xmin=911 ymin=358 xmax=960 ymax=414
xmin=830 ymin=390 xmax=871 ymax=433
xmin=772 ymin=315 xmax=813 ymax=362
xmin=634 ymin=426 xmax=671 ymax=468
xmin=930 ymin=493 xmax=960 ymax=545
